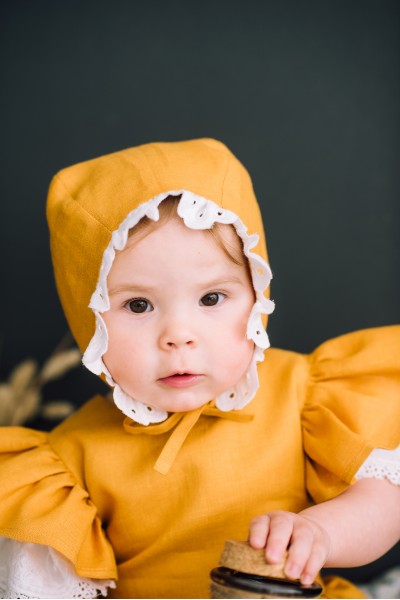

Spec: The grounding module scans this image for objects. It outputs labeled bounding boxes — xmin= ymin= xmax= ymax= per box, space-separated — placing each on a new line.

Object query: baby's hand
xmin=248 ymin=511 xmax=331 ymax=585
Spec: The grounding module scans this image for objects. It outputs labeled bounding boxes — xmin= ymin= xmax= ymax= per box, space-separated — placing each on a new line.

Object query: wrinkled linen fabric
xmin=0 ymin=139 xmax=399 ymax=598
xmin=0 ymin=443 xmax=398 ymax=598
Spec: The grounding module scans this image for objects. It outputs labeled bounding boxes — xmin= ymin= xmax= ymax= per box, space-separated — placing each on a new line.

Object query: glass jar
xmin=210 ymin=566 xmax=323 ymax=599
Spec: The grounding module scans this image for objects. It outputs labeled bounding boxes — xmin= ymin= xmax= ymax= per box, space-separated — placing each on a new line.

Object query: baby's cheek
xmin=222 ymin=337 xmax=254 ymax=374
xmin=103 ymin=332 xmax=134 ymax=380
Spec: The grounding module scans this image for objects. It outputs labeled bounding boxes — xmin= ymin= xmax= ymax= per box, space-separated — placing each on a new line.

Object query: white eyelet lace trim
xmin=82 ymin=190 xmax=274 ymax=425
xmin=0 ymin=537 xmax=116 ymax=599
xmin=355 ymin=445 xmax=400 ymax=485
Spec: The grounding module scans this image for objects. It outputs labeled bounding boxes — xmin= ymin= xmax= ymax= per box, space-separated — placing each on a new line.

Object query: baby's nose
xmin=158 ymin=321 xmax=197 ymax=350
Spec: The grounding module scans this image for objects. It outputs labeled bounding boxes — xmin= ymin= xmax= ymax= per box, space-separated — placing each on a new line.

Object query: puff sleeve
xmin=0 ymin=427 xmax=117 ymax=581
xmin=301 ymin=326 xmax=400 ymax=504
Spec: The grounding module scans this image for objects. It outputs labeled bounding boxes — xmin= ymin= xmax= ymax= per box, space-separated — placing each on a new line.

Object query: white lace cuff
xmin=0 ymin=537 xmax=116 ymax=599
xmin=355 ymin=445 xmax=400 ymax=485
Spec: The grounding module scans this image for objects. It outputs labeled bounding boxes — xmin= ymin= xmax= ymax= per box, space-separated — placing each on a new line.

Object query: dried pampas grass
xmin=0 ymin=335 xmax=81 ymax=426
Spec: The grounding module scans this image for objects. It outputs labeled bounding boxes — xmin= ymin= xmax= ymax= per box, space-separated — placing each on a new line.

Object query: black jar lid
xmin=210 ymin=567 xmax=323 ymax=598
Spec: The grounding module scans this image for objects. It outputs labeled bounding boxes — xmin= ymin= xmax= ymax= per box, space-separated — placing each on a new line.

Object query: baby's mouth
xmin=158 ymin=372 xmax=204 ymax=389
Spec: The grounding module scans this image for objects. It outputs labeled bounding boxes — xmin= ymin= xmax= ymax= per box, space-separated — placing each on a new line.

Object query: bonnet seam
xmin=52 ymin=174 xmax=113 ymax=234
xmin=138 ymin=146 xmax=164 ymax=189
xmin=119 ymin=147 xmax=161 ymax=190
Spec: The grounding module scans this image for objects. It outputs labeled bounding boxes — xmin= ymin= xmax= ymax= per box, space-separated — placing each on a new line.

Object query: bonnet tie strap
xmin=123 ymin=403 xmax=253 ymax=475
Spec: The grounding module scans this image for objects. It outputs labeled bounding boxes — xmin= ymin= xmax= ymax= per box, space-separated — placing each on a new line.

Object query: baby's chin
xmin=145 ymin=390 xmax=216 ymax=414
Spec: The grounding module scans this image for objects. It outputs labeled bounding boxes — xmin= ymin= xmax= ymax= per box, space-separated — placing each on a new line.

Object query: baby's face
xmin=102 ymin=217 xmax=255 ymax=414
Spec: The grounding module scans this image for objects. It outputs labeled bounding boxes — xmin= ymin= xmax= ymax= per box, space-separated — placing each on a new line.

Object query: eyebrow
xmin=108 ymin=283 xmax=157 ymax=296
xmin=108 ymin=276 xmax=247 ymax=297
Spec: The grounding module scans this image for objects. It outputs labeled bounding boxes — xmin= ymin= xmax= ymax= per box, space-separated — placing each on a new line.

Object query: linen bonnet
xmin=47 ymin=138 xmax=274 ymax=424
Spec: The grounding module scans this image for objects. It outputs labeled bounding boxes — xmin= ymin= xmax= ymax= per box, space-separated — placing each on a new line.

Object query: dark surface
xmin=1 ymin=0 xmax=399 ymax=583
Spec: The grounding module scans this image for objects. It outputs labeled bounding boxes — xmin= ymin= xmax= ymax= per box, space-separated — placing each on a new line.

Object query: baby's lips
xmin=158 ymin=373 xmax=205 ymax=389
xmin=160 ymin=369 xmax=200 ymax=379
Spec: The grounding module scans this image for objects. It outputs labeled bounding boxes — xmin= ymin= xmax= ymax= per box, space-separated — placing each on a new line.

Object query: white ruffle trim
xmin=0 ymin=537 xmax=116 ymax=599
xmin=82 ymin=190 xmax=274 ymax=425
xmin=355 ymin=445 xmax=400 ymax=485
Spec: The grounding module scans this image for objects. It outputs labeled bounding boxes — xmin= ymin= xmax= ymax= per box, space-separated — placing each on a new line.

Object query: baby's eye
xmin=200 ymin=292 xmax=225 ymax=307
xmin=125 ymin=298 xmax=153 ymax=313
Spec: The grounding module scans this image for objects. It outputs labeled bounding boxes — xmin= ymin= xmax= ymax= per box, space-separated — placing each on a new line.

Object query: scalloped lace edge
xmin=0 ymin=537 xmax=116 ymax=599
xmin=82 ymin=190 xmax=274 ymax=425
xmin=355 ymin=445 xmax=400 ymax=485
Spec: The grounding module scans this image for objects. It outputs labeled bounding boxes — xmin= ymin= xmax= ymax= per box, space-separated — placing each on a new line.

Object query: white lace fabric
xmin=0 ymin=537 xmax=115 ymax=599
xmin=82 ymin=190 xmax=275 ymax=425
xmin=355 ymin=445 xmax=400 ymax=484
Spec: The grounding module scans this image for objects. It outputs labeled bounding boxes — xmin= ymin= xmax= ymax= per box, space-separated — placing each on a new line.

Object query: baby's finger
xmin=264 ymin=513 xmax=294 ymax=564
xmin=299 ymin=541 xmax=328 ymax=585
xmin=248 ymin=514 xmax=271 ymax=549
xmin=283 ymin=526 xmax=314 ymax=580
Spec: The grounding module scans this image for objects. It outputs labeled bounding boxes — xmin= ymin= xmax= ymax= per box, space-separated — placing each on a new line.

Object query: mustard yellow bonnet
xmin=46 ymin=138 xmax=274 ymax=423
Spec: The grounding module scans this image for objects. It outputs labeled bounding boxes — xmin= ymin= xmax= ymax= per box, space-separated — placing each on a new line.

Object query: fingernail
xmin=285 ymin=564 xmax=301 ymax=579
xmin=266 ymin=551 xmax=281 ymax=563
xmin=301 ymin=574 xmax=313 ymax=585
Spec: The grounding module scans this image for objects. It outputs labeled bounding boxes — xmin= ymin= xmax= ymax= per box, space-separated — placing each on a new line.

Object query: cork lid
xmin=210 ymin=540 xmax=323 ymax=598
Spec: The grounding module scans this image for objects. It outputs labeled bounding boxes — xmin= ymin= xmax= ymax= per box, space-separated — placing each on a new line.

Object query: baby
xmin=0 ymin=138 xmax=399 ymax=599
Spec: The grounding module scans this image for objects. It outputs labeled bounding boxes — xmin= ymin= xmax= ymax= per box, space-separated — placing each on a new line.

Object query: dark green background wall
xmin=0 ymin=0 xmax=399 ymax=581
xmin=1 ymin=1 xmax=399 ymax=375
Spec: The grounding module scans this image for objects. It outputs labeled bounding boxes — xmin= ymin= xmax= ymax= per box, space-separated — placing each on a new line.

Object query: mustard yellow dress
xmin=0 ymin=139 xmax=399 ymax=598
xmin=1 ymin=327 xmax=399 ymax=598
